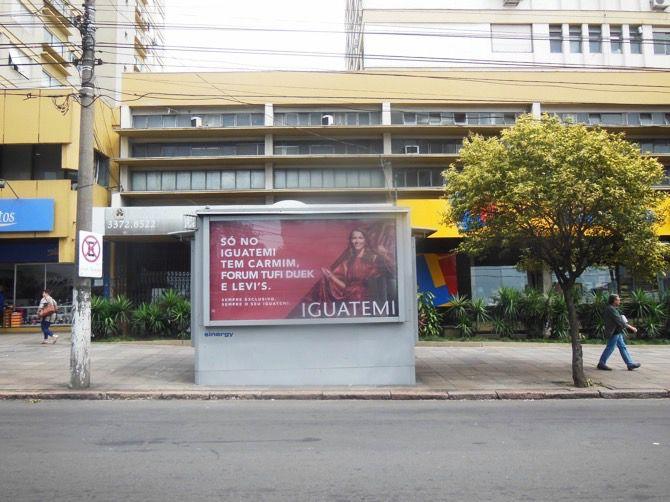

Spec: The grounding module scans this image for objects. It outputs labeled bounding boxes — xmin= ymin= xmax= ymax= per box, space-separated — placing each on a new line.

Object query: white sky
xmin=162 ymin=0 xmax=347 ymax=72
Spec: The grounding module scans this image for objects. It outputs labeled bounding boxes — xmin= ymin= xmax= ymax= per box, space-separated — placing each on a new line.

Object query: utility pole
xmin=70 ymin=0 xmax=96 ymax=388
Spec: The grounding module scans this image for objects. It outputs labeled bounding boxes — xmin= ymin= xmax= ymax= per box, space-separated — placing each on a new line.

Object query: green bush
xmin=623 ymin=289 xmax=665 ymax=339
xmin=444 ymin=293 xmax=473 ymax=337
xmin=518 ymin=288 xmax=550 ymax=338
xmin=547 ymin=291 xmax=569 ymax=340
xmin=91 ymin=296 xmax=114 ymax=340
xmin=577 ymin=290 xmax=609 ymax=339
xmin=417 ymin=291 xmax=443 ymax=338
xmin=92 ymin=290 xmax=190 ymax=340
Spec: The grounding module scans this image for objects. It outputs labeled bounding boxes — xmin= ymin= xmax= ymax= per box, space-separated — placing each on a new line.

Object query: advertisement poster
xmin=209 ymin=217 xmax=399 ymax=321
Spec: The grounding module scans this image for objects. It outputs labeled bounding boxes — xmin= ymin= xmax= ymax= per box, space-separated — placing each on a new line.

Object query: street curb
xmin=1 ymin=388 xmax=669 ymax=401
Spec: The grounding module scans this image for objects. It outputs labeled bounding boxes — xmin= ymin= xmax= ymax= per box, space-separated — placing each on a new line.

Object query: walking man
xmin=597 ymin=294 xmax=641 ymax=371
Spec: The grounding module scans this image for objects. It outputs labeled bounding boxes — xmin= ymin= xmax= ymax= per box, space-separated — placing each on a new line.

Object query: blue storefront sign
xmin=0 ymin=199 xmax=54 ymax=232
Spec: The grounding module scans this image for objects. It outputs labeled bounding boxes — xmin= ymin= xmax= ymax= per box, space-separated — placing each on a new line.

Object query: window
xmin=601 ymin=113 xmax=624 ymax=125
xmin=610 ymin=25 xmax=623 ymax=54
xmin=576 ymin=267 xmax=614 ymax=294
xmin=41 ymin=71 xmax=60 ymax=88
xmin=274 ymin=111 xmax=378 ymax=127
xmin=273 ymin=140 xmax=381 ymax=155
xmin=131 ymin=142 xmax=264 ymax=157
xmin=94 ymin=152 xmax=109 ymax=187
xmin=639 ymin=113 xmax=653 ymax=126
xmin=471 ymin=266 xmax=528 ymax=304
xmin=588 ymin=25 xmax=602 ymax=53
xmin=393 ymin=168 xmax=444 ymax=188
xmin=392 ymin=139 xmax=462 ymax=155
xmin=8 ymin=47 xmax=30 ymax=78
xmin=491 ymin=24 xmax=532 ymax=53
xmin=132 ymin=112 xmax=263 ymax=129
xmin=275 ymin=145 xmax=300 ymax=155
xmin=629 ymin=25 xmax=642 ymax=54
xmin=549 ymin=24 xmax=563 ymax=53
xmin=273 ymin=168 xmax=384 ymax=189
xmin=654 ymin=28 xmax=670 ymax=55
xmin=403 ymin=112 xmax=417 ymax=125
xmin=131 ymin=169 xmax=264 ymax=191
xmin=588 ymin=113 xmax=601 ymax=125
xmin=0 ymin=144 xmax=63 ymax=180
xmin=569 ymin=25 xmax=582 ymax=53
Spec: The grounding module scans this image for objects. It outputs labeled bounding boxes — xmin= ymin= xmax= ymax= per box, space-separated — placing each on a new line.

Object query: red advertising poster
xmin=209 ymin=217 xmax=399 ymax=321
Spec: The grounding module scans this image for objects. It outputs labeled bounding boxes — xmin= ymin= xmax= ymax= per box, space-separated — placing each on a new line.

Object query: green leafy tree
xmin=444 ymin=114 xmax=667 ymax=387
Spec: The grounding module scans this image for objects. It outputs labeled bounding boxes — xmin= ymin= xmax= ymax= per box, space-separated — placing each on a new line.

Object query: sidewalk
xmin=1 ymin=333 xmax=669 ymax=400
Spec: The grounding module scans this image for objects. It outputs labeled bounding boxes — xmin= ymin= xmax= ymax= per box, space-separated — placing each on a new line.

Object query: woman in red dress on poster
xmin=321 ymin=228 xmax=394 ymax=302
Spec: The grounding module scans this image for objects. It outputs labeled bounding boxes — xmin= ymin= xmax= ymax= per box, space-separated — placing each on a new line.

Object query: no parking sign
xmin=78 ymin=230 xmax=103 ymax=278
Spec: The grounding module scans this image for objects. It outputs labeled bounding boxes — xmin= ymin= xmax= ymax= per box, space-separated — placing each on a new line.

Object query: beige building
xmin=93 ymin=70 xmax=670 ymax=305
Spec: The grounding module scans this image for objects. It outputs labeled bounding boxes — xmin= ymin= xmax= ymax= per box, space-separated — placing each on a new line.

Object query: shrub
xmin=444 ymin=293 xmax=473 ymax=337
xmin=518 ymin=288 xmax=550 ymax=338
xmin=547 ymin=291 xmax=570 ymax=340
xmin=417 ymin=291 xmax=443 ymax=338
xmin=91 ymin=296 xmax=114 ymax=339
xmin=490 ymin=287 xmax=522 ymax=337
xmin=624 ymin=289 xmax=665 ymax=339
xmin=578 ymin=290 xmax=609 ymax=339
xmin=108 ymin=295 xmax=134 ymax=337
xmin=92 ymin=290 xmax=191 ymax=340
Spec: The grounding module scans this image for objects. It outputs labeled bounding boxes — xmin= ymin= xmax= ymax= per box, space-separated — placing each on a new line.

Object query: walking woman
xmin=38 ymin=288 xmax=58 ymax=345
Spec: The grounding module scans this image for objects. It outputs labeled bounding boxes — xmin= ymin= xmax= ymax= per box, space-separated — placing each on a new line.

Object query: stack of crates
xmin=2 ymin=307 xmax=13 ymax=328
xmin=10 ymin=311 xmax=23 ymax=327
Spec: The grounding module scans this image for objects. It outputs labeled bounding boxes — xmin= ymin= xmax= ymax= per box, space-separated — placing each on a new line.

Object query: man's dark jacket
xmin=604 ymin=305 xmax=627 ymax=338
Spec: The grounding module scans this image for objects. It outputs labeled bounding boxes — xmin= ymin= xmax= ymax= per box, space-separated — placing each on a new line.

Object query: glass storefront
xmin=0 ymin=263 xmax=73 ymax=327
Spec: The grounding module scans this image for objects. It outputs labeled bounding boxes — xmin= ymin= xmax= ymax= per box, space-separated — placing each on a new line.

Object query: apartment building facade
xmin=0 ymin=0 xmax=160 ymax=329
xmin=346 ymin=0 xmax=670 ymax=70
xmin=0 ymin=0 xmax=164 ymax=100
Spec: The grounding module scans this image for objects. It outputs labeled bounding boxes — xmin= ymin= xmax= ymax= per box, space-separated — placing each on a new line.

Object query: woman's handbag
xmin=40 ymin=303 xmax=56 ymax=318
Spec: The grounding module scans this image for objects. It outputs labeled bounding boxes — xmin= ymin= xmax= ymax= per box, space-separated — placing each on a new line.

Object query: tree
xmin=444 ymin=114 xmax=668 ymax=387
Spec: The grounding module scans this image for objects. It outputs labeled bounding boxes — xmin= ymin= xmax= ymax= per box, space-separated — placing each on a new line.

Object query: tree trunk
xmin=564 ymin=286 xmax=588 ymax=387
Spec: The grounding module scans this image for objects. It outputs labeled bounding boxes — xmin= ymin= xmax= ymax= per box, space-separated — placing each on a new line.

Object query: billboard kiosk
xmin=193 ymin=204 xmax=417 ymax=386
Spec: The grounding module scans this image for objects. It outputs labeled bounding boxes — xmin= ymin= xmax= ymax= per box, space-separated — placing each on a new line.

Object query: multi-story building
xmin=93 ymin=70 xmax=670 ymax=307
xmin=0 ymin=0 xmax=164 ymax=100
xmin=0 ymin=89 xmax=118 ymax=329
xmin=346 ymin=0 xmax=670 ymax=71
xmin=0 ymin=0 xmax=161 ymax=330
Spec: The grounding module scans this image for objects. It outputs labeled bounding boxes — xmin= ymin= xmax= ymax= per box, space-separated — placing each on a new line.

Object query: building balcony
xmin=41 ymin=0 xmax=73 ymax=35
xmin=41 ymin=32 xmax=72 ymax=74
xmin=135 ymin=8 xmax=150 ymax=32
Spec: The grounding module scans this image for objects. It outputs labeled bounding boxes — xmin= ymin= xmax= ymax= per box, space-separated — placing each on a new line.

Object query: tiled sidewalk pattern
xmin=1 ymin=334 xmax=668 ymax=393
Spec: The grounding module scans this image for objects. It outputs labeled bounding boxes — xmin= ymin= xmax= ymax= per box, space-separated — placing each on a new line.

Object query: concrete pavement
xmin=1 ymin=333 xmax=669 ymax=399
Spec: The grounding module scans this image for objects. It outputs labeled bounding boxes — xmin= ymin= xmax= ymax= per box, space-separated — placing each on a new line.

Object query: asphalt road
xmin=1 ymin=399 xmax=668 ymax=501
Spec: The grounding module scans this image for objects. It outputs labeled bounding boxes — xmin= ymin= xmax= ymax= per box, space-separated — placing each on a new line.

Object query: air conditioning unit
xmin=191 ymin=116 xmax=202 ymax=127
xmin=404 ymin=145 xmax=420 ymax=154
xmin=321 ymin=114 xmax=334 ymax=126
xmin=651 ymin=0 xmax=670 ymax=11
xmin=503 ymin=0 xmax=521 ymax=6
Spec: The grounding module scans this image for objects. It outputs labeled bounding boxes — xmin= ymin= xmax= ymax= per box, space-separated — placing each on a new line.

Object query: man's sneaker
xmin=40 ymin=340 xmax=49 ymax=344
xmin=627 ymin=362 xmax=641 ymax=371
xmin=51 ymin=335 xmax=59 ymax=344
xmin=597 ymin=363 xmax=612 ymax=371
